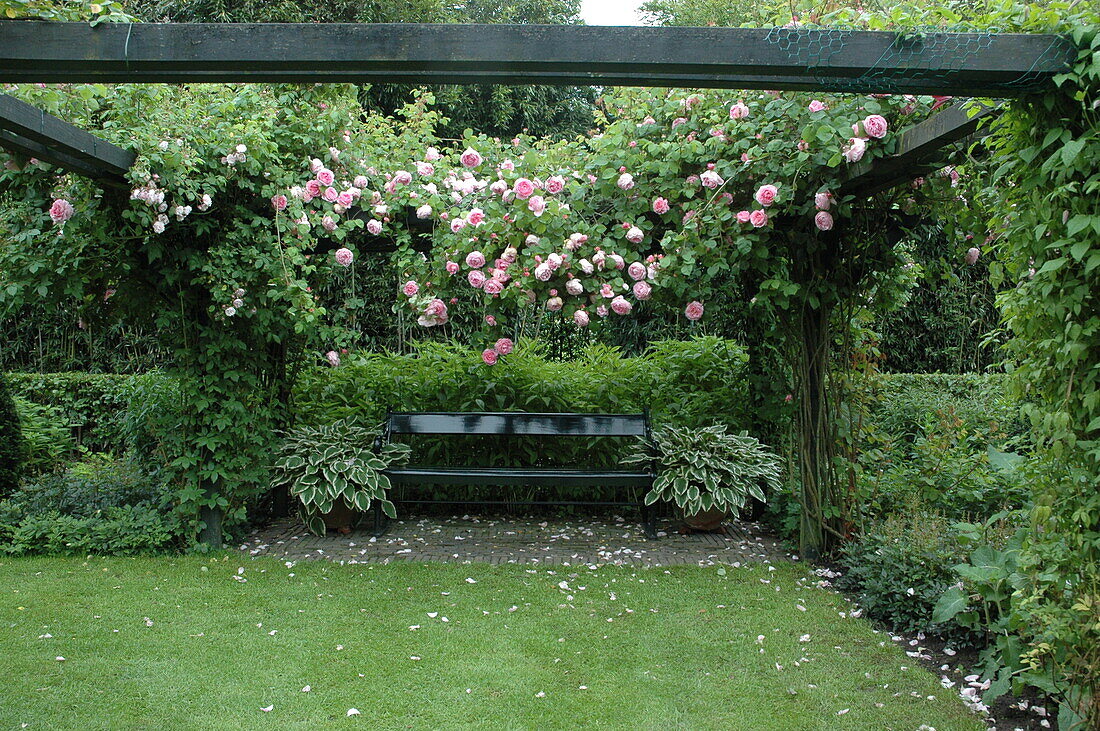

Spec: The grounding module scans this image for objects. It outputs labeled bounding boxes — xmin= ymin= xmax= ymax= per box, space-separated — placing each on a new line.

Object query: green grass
xmin=0 ymin=557 xmax=981 ymax=730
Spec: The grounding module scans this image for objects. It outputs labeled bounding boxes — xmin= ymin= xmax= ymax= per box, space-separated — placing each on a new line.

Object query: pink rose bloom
xmin=450 ymin=218 xmax=467 ymax=233
xmin=626 ymin=226 xmax=644 ymax=244
xmin=322 ymin=216 xmax=338 ymax=232
xmin=633 ymin=281 xmax=652 ymax=300
xmin=495 ymin=338 xmax=514 ymax=355
xmin=354 ymin=175 xmax=369 ymax=189
xmin=502 ymin=246 xmax=518 ymax=262
xmin=600 ymin=283 xmax=614 ymax=298
xmin=814 ymin=211 xmax=834 ymax=231
xmin=481 ymin=348 xmax=498 ymax=366
xmin=863 ymin=114 xmax=888 ymax=139
xmin=842 ymin=137 xmax=867 ymax=163
xmin=596 ymin=305 xmax=609 ymax=318
xmin=700 ymin=170 xmax=723 ymax=189
xmin=815 ymin=192 xmax=831 ymax=210
xmin=49 ymin=199 xmax=74 ymax=224
xmin=512 ymin=178 xmax=535 ymax=199
xmin=466 ymin=251 xmax=486 ymax=269
xmin=393 ymin=170 xmax=413 ymax=185
xmin=579 ymin=258 xmax=594 ymax=275
xmin=672 ymin=117 xmax=687 ymax=129
xmin=652 ymin=197 xmax=670 ymax=215
xmin=610 ymin=295 xmax=632 ymax=315
xmin=460 ymin=148 xmax=483 ymax=168
xmin=483 ymin=278 xmax=504 ymax=296
xmin=685 ymin=301 xmax=704 ymax=321
xmin=545 ymin=176 xmax=565 ymax=194
xmin=797 ymin=140 xmax=810 ymax=152
xmin=593 ymin=251 xmax=607 ymax=270
xmin=565 ymin=278 xmax=584 ymax=296
xmin=468 ymin=270 xmax=487 ymax=288
xmin=546 ymin=296 xmax=563 ymax=312
xmin=534 ymin=264 xmax=552 ymax=282
xmin=729 ymin=102 xmax=750 ymax=119
xmin=574 ymin=309 xmax=590 ymax=327
xmin=415 ymin=161 xmax=434 ymax=176
xmin=499 ymin=159 xmax=515 ymax=172
xmin=467 ymin=208 xmax=485 ymax=226
xmin=367 ymin=219 xmax=383 ymax=235
xmin=416 ymin=204 xmax=433 ymax=219
xmin=808 ymin=100 xmax=828 ymax=112
xmin=546 ymin=252 xmax=563 ymax=270
xmin=627 ymin=262 xmax=647 ymax=281
xmin=317 ymin=169 xmax=335 ymax=186
xmin=305 ymin=180 xmax=322 ymax=198
xmin=402 ymin=280 xmax=420 ymax=297
xmin=336 ymin=191 xmax=354 ymax=207
xmin=271 ymin=194 xmax=288 ymax=211
xmin=325 ymin=350 xmax=341 ymax=367
xmin=617 ymin=173 xmax=635 ymax=190
xmin=446 ymin=260 xmax=460 ymax=275
xmin=736 ymin=210 xmax=751 ymax=224
xmin=609 ymin=254 xmax=625 ymax=270
xmin=965 ymin=247 xmax=980 ymax=265
xmin=489 ymin=180 xmax=508 ymax=196
xmin=755 ymin=184 xmax=778 ymax=207
xmin=528 ymin=196 xmax=546 ymax=216
xmin=425 ymin=147 xmax=442 ymax=162
xmin=335 ymin=247 xmax=354 ymax=267
xmin=323 ymin=187 xmax=340 ymax=203
xmin=749 ymin=210 xmax=769 ymax=228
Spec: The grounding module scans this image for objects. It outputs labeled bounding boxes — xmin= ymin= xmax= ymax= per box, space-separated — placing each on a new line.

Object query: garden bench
xmin=374 ymin=411 xmax=657 ymax=538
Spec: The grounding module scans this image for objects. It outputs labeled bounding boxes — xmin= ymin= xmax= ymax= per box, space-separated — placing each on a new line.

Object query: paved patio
xmin=239 ymin=514 xmax=790 ymax=567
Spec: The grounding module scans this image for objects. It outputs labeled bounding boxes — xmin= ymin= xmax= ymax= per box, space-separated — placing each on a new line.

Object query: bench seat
xmin=385 ymin=466 xmax=654 ymax=488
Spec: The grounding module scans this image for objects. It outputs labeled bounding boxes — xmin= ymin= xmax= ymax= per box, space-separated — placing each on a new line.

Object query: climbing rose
xmin=546 ymin=296 xmax=563 ymax=312
xmin=754 ymin=184 xmax=778 ymax=207
xmin=402 ymin=280 xmax=420 ymax=297
xmin=445 ymin=261 xmax=460 ymax=275
xmin=633 ymin=281 xmax=652 ymax=300
xmin=574 ymin=310 xmax=590 ymax=327
xmin=502 ymin=246 xmax=518 ymax=262
xmin=544 ymin=176 xmax=565 ymax=194
xmin=814 ymin=211 xmax=834 ymax=231
xmin=596 ymin=305 xmax=609 ymax=318
xmin=483 ymin=278 xmax=503 ymax=296
xmin=317 ymin=169 xmax=335 ymax=186
xmin=416 ymin=204 xmax=432 ymax=219
xmin=450 ymin=218 xmax=466 ymax=233
xmin=336 ymin=191 xmax=354 ymax=207
xmin=528 ymin=196 xmax=547 ymax=216
xmin=652 ymin=197 xmax=670 ymax=215
xmin=609 ymin=253 xmax=625 ymax=270
xmin=534 ymin=264 xmax=552 ymax=282
xmin=481 ymin=348 xmax=498 ymax=365
xmin=367 ymin=219 xmax=383 ymax=235
xmin=354 ymin=175 xmax=369 ymax=189
xmin=334 ymin=247 xmax=354 ymax=267
xmin=565 ymin=279 xmax=584 ymax=296
xmin=808 ymin=100 xmax=827 ymax=112
xmin=49 ymin=199 xmax=74 ymax=224
xmin=271 ymin=194 xmax=288 ymax=211
xmin=626 ymin=226 xmax=644 ymax=244
xmin=323 ymin=187 xmax=340 ymax=203
xmin=815 ymin=192 xmax=831 ymax=210
xmin=425 ymin=147 xmax=442 ymax=161
xmin=628 ymin=262 xmax=647 ymax=281
xmin=700 ymin=170 xmax=723 ymax=189
xmin=467 ymin=208 xmax=485 ymax=226
xmin=495 ymin=338 xmax=514 ymax=355
xmin=749 ymin=210 xmax=769 ymax=227
xmin=685 ymin=301 xmax=704 ymax=321
xmin=736 ymin=210 xmax=751 ymax=224
xmin=465 ymin=251 xmax=486 ymax=269
xmin=842 ymin=137 xmax=867 ymax=163
xmin=460 ymin=148 xmax=483 ymax=168
xmin=863 ymin=114 xmax=888 ymax=139
xmin=326 ymin=351 xmax=341 ymax=367
xmin=468 ymin=270 xmax=487 ymax=288
xmin=579 ymin=259 xmax=594 ymax=274
xmin=617 ymin=173 xmax=634 ymax=191
xmin=305 ymin=180 xmax=322 ymax=198
xmin=392 ymin=170 xmax=412 ymax=185
xmin=728 ymin=102 xmax=750 ymax=119
xmin=322 ymin=216 xmax=338 ymax=232
xmin=415 ymin=161 xmax=434 ymax=176
xmin=965 ymin=247 xmax=981 ymax=265
xmin=610 ymin=295 xmax=632 ymax=315
xmin=513 ymin=178 xmax=535 ymax=199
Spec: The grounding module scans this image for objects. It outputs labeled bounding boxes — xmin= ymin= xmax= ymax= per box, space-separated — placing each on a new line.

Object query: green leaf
xmin=931 ymin=586 xmax=968 ymax=624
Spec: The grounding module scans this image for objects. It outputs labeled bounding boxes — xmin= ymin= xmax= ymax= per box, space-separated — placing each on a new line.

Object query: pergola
xmin=0 ymin=22 xmax=1076 ymax=195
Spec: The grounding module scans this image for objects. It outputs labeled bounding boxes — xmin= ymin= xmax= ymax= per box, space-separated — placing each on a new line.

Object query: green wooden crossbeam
xmin=0 ymin=22 xmax=1075 ymax=95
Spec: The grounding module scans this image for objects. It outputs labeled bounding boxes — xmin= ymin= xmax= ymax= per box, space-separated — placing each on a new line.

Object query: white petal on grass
xmin=301 ymin=685 xmax=311 ymax=692
xmin=260 ymin=705 xmax=274 ymax=712
xmin=465 ymin=578 xmax=477 ymax=584
xmin=347 ymin=708 xmax=361 ymax=716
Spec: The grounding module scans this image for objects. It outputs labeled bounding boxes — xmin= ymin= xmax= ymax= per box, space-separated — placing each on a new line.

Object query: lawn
xmin=0 ymin=557 xmax=981 ymax=730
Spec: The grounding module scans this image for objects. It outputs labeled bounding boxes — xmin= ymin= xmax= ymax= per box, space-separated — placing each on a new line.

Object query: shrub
xmin=869 ymin=373 xmax=1025 ymax=444
xmin=13 ymin=396 xmax=74 ymax=475
xmin=0 ymin=374 xmax=23 ymax=498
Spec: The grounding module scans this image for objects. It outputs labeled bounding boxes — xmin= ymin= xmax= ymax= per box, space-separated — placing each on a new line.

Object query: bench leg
xmin=640 ymin=502 xmax=657 ymax=540
xmin=372 ymin=502 xmax=389 ymax=538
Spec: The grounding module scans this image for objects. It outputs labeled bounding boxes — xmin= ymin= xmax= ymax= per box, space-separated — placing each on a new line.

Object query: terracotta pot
xmin=682 ymin=506 xmax=729 ymax=532
xmin=321 ymin=500 xmax=358 ymax=535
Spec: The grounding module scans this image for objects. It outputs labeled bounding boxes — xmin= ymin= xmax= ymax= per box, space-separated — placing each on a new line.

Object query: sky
xmin=580 ymin=0 xmax=646 ymax=26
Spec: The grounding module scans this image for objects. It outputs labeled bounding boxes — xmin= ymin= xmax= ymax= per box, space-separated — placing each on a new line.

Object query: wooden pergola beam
xmin=840 ymin=103 xmax=995 ymax=197
xmin=0 ymin=94 xmax=135 ymax=183
xmin=0 ymin=22 xmax=1074 ymax=96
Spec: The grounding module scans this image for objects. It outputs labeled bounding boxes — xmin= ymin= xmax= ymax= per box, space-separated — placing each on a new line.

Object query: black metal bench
xmin=374 ymin=411 xmax=657 ymax=538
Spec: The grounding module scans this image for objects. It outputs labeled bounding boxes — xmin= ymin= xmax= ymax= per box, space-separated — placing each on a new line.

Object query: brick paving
xmin=239 ymin=513 xmax=789 ymax=567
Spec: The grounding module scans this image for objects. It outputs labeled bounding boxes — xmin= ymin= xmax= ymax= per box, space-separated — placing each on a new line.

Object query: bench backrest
xmin=386 ymin=411 xmax=648 ymax=438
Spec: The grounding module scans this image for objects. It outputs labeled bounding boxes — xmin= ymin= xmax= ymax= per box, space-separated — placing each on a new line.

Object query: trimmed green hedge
xmin=870 ymin=373 xmax=1026 ymax=443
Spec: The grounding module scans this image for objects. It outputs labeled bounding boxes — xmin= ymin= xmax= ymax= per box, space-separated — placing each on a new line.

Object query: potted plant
xmin=622 ymin=424 xmax=781 ymax=531
xmin=270 ymin=418 xmax=411 ymax=536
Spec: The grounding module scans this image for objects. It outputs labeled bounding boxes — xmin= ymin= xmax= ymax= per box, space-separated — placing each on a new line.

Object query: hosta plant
xmin=622 ymin=424 xmax=780 ymax=515
xmin=270 ymin=418 xmax=410 ymax=536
